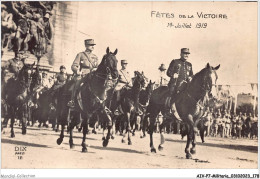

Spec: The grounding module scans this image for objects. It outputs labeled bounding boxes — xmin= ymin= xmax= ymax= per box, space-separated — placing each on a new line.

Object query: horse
xmin=138 ymin=80 xmax=155 ymax=138
xmin=146 ymin=63 xmax=220 ymax=159
xmin=56 ymin=47 xmax=118 ymax=152
xmin=114 ymin=71 xmax=146 ymax=145
xmin=3 ymin=61 xmax=35 ymax=137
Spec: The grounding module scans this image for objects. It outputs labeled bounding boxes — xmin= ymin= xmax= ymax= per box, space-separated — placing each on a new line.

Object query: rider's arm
xmin=11 ymin=2 xmax=25 ymax=18
xmin=71 ymin=53 xmax=81 ymax=74
xmin=167 ymin=60 xmax=175 ymax=78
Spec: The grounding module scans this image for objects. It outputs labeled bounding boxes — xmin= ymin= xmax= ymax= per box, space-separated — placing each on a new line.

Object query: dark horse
xmin=147 ymin=63 xmax=220 ymax=159
xmin=115 ymin=71 xmax=146 ymax=145
xmin=138 ymin=80 xmax=155 ymax=138
xmin=3 ymin=62 xmax=35 ymax=137
xmin=56 ymin=47 xmax=118 ymax=152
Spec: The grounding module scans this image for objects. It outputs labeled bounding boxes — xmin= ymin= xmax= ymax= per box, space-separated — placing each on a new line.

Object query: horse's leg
xmin=111 ymin=117 xmax=116 ymax=139
xmin=10 ymin=107 xmax=15 ymax=137
xmin=185 ymin=124 xmax=193 ymax=159
xmin=190 ymin=129 xmax=197 ymax=155
xmin=149 ymin=119 xmax=156 ymax=153
xmin=200 ymin=127 xmax=205 ymax=143
xmin=103 ymin=124 xmax=111 ymax=147
xmin=121 ymin=119 xmax=127 ymax=143
xmin=81 ymin=120 xmax=88 ymax=153
xmin=69 ymin=123 xmax=75 ymax=149
xmin=22 ymin=105 xmax=28 ymax=135
xmin=158 ymin=120 xmax=166 ymax=151
xmin=102 ymin=123 xmax=106 ymax=141
xmin=56 ymin=124 xmax=65 ymax=145
xmin=127 ymin=113 xmax=132 ymax=145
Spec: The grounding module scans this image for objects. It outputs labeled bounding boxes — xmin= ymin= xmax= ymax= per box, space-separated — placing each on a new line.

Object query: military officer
xmin=55 ymin=65 xmax=67 ymax=86
xmin=68 ymin=39 xmax=99 ymax=107
xmin=1 ymin=52 xmax=27 ymax=82
xmin=118 ymin=60 xmax=132 ymax=87
xmin=165 ymin=48 xmax=193 ymax=117
xmin=167 ymin=48 xmax=193 ymax=96
xmin=115 ymin=60 xmax=132 ymax=101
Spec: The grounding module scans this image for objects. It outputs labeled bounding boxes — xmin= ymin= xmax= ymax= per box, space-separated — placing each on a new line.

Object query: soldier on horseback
xmin=55 ymin=65 xmax=67 ymax=87
xmin=1 ymin=52 xmax=28 ymax=83
xmin=115 ymin=60 xmax=133 ymax=101
xmin=165 ymin=48 xmax=193 ymax=116
xmin=67 ymin=39 xmax=99 ymax=108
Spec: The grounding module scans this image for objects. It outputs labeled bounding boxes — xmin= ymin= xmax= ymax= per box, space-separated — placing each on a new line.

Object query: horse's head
xmin=146 ymin=80 xmax=155 ymax=95
xmin=192 ymin=63 xmax=220 ymax=94
xmin=134 ymin=71 xmax=146 ymax=89
xmin=18 ymin=62 xmax=35 ymax=88
xmin=98 ymin=47 xmax=118 ymax=79
xmin=188 ymin=63 xmax=220 ymax=103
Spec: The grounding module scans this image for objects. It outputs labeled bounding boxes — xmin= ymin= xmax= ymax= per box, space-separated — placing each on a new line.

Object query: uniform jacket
xmin=55 ymin=72 xmax=67 ymax=85
xmin=115 ymin=68 xmax=132 ymax=90
xmin=167 ymin=58 xmax=193 ymax=88
xmin=71 ymin=51 xmax=99 ymax=75
xmin=1 ymin=58 xmax=24 ymax=81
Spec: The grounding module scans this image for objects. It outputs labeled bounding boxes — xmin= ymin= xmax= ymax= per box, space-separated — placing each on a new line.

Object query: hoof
xmin=70 ymin=144 xmax=75 ymax=149
xmin=151 ymin=148 xmax=156 ymax=153
xmin=111 ymin=135 xmax=115 ymax=140
xmin=22 ymin=129 xmax=26 ymax=135
xmin=128 ymin=141 xmax=132 ymax=145
xmin=102 ymin=136 xmax=105 ymax=141
xmin=55 ymin=129 xmax=59 ymax=132
xmin=132 ymin=132 xmax=135 ymax=136
xmin=122 ymin=139 xmax=125 ymax=143
xmin=78 ymin=128 xmax=82 ymax=132
xmin=69 ymin=140 xmax=74 ymax=149
xmin=158 ymin=145 xmax=164 ymax=151
xmin=82 ymin=147 xmax=88 ymax=153
xmin=186 ymin=153 xmax=192 ymax=159
xmin=11 ymin=133 xmax=15 ymax=138
xmin=190 ymin=148 xmax=196 ymax=155
xmin=56 ymin=138 xmax=63 ymax=145
xmin=103 ymin=139 xmax=109 ymax=147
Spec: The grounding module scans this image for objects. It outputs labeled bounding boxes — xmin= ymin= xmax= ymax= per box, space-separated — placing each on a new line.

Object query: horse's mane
xmin=190 ymin=67 xmax=208 ymax=83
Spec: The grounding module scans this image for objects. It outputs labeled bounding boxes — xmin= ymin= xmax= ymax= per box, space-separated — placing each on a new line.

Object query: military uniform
xmin=68 ymin=39 xmax=99 ymax=107
xmin=71 ymin=51 xmax=99 ymax=76
xmin=115 ymin=60 xmax=132 ymax=103
xmin=116 ymin=68 xmax=132 ymax=89
xmin=167 ymin=58 xmax=193 ymax=92
xmin=1 ymin=58 xmax=24 ymax=82
xmin=55 ymin=72 xmax=67 ymax=86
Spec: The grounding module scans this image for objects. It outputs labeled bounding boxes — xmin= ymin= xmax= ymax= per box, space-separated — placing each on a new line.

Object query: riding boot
xmin=164 ymin=86 xmax=176 ymax=118
xmin=68 ymin=79 xmax=80 ymax=108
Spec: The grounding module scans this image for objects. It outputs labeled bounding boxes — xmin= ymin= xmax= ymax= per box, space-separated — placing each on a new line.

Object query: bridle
xmin=186 ymin=68 xmax=218 ymax=109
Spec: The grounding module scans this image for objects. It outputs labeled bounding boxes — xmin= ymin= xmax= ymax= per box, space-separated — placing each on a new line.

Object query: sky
xmin=68 ymin=1 xmax=257 ymax=91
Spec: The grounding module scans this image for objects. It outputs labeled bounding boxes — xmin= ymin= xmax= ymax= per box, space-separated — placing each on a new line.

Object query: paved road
xmin=1 ymin=125 xmax=258 ymax=169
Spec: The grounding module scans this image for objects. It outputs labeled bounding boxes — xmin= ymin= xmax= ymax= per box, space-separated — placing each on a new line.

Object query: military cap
xmin=84 ymin=39 xmax=96 ymax=46
xmin=181 ymin=48 xmax=190 ymax=54
xmin=60 ymin=65 xmax=66 ymax=70
xmin=121 ymin=60 xmax=128 ymax=64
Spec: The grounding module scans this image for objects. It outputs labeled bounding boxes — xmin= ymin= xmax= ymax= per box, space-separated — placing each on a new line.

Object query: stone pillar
xmin=50 ymin=2 xmax=79 ymax=72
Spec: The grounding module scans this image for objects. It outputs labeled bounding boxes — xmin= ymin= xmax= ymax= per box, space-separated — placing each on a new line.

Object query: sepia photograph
xmin=0 ymin=0 xmax=258 ymax=178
